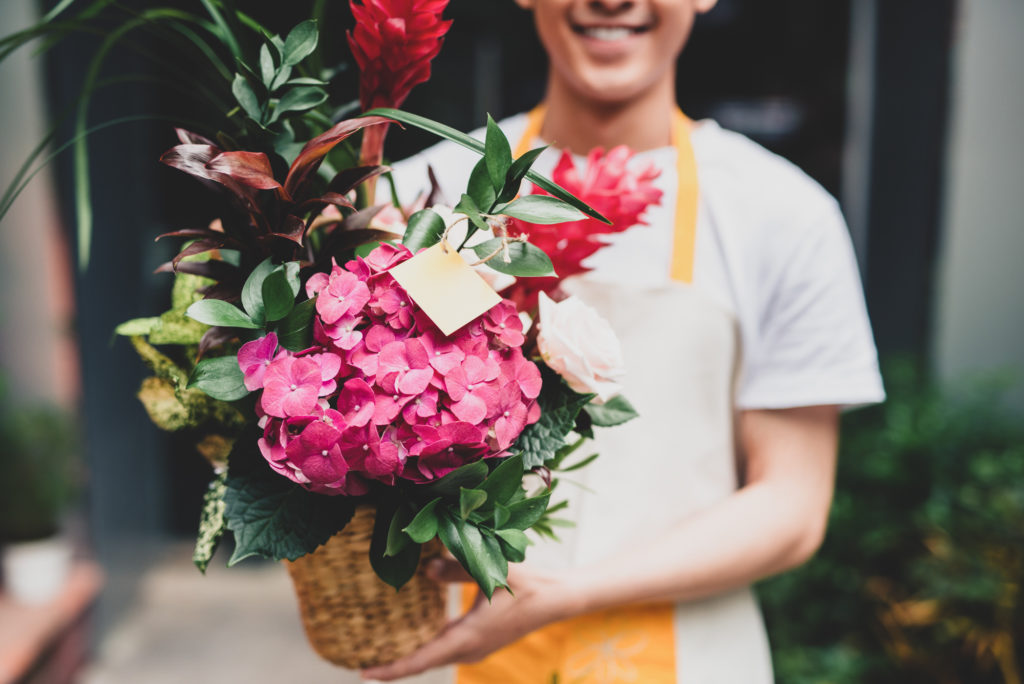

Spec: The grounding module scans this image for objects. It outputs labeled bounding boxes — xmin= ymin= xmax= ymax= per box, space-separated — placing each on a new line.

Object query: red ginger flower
xmin=506 ymin=146 xmax=663 ymax=309
xmin=347 ymin=0 xmax=452 ymax=112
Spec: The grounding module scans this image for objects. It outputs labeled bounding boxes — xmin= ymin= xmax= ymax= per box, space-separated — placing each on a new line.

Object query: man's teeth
xmin=582 ymin=27 xmax=635 ymax=41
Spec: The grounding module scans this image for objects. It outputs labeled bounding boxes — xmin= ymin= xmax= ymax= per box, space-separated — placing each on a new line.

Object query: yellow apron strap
xmin=510 ymin=104 xmax=699 ymax=284
xmin=514 ymin=104 xmax=547 ymax=158
xmin=669 ymin=109 xmax=698 ymax=284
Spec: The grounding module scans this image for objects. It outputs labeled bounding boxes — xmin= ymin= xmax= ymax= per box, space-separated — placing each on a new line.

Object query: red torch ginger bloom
xmin=348 ymin=0 xmax=452 ymax=112
xmin=349 ymin=0 xmax=452 ymax=172
xmin=506 ymin=145 xmax=663 ymax=309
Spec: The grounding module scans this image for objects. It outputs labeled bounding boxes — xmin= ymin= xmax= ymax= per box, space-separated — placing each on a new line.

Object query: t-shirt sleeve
xmin=736 ymin=198 xmax=885 ymax=410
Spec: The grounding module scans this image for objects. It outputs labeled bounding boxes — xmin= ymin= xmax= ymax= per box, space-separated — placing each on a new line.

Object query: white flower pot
xmin=2 ymin=536 xmax=72 ymax=604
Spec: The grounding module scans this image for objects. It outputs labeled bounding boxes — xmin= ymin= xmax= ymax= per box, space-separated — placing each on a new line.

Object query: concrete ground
xmin=80 ymin=543 xmax=445 ymax=684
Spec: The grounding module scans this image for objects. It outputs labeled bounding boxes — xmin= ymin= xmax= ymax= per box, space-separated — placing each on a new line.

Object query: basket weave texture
xmin=285 ymin=506 xmax=446 ymax=669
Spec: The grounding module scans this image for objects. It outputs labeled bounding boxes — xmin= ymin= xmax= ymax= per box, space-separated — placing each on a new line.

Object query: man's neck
xmin=539 ymin=72 xmax=677 ymax=153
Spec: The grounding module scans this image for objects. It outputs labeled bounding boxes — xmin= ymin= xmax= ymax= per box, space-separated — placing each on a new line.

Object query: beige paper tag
xmin=388 ymin=242 xmax=502 ymax=336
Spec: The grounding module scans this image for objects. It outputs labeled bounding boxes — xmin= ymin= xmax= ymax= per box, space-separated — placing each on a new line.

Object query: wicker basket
xmin=284 ymin=506 xmax=447 ymax=669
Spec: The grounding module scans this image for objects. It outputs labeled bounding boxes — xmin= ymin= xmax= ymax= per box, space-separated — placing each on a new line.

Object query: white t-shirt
xmin=388 ymin=112 xmax=885 ymax=410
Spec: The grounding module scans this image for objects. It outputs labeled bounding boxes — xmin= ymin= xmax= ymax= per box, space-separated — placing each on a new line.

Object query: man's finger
xmin=361 ymin=620 xmax=467 ymax=681
xmin=426 ymin=556 xmax=474 ymax=583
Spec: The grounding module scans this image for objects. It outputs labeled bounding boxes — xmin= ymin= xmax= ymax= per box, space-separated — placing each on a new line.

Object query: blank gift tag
xmin=388 ymin=242 xmax=501 ymax=335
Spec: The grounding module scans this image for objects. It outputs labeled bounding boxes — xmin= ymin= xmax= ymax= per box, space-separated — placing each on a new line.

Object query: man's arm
xmin=362 ymin=405 xmax=839 ymax=681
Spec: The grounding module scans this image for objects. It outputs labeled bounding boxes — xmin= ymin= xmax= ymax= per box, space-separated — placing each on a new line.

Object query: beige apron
xmin=394 ymin=107 xmax=774 ymax=683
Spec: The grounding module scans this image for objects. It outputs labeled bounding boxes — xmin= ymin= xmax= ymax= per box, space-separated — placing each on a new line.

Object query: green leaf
xmin=471 ymin=239 xmax=556 ymax=277
xmin=403 ymin=498 xmax=442 ymax=543
xmin=585 ymin=395 xmax=640 ymax=427
xmin=283 ymin=262 xmax=302 ymax=297
xmin=493 ymin=502 xmax=510 ymax=529
xmin=276 ymin=297 xmax=316 ymax=351
xmin=285 ymin=77 xmax=329 ymax=87
xmin=232 ymin=73 xmax=262 ymax=122
xmin=403 ymin=208 xmax=447 ymax=252
xmin=193 ymin=472 xmax=227 ymax=573
xmin=259 ymin=43 xmax=275 ymax=88
xmin=371 ymin=503 xmax=421 ymax=589
xmin=504 ymin=492 xmax=551 ymax=531
xmin=241 ymin=258 xmax=276 ymax=323
xmin=498 ymin=145 xmax=548 ymax=204
xmin=454 ymin=193 xmax=490 ymax=234
xmin=460 ymin=488 xmax=488 ymax=519
xmin=484 ymin=114 xmax=513 ymax=191
xmin=188 ymin=355 xmax=249 ymax=402
xmin=480 ymin=455 xmax=526 ymax=506
xmin=515 ymin=366 xmax=596 ymax=468
xmin=423 ymin=460 xmax=489 ymax=500
xmin=262 ymin=268 xmax=296 ymax=322
xmin=115 ymin=317 xmax=160 ymax=337
xmin=269 ymin=64 xmax=293 ymax=91
xmin=438 ymin=513 xmax=506 ymax=599
xmin=385 ymin=505 xmax=415 ymax=558
xmin=500 ymin=195 xmax=587 ymax=224
xmin=223 ymin=468 xmax=354 ymax=564
xmin=283 ymin=20 xmax=319 ymax=66
xmin=186 ymin=299 xmax=260 ymax=329
xmin=560 ymin=452 xmax=600 ymax=473
xmin=480 ymin=530 xmax=509 ymax=590
xmin=467 ymin=158 xmax=497 ymax=211
xmin=361 ymin=108 xmax=609 ymax=224
xmin=495 ymin=528 xmax=529 ymax=563
xmin=268 ymin=86 xmax=328 ymax=124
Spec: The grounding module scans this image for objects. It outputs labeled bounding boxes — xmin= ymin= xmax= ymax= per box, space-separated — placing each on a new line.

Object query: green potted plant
xmin=0 ymin=387 xmax=80 ymax=604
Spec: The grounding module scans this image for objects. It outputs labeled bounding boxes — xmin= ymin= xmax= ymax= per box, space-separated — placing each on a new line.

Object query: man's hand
xmin=361 ymin=558 xmax=575 ymax=681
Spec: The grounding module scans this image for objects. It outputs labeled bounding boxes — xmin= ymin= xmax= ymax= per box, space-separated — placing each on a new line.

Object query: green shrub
xmin=0 ymin=383 xmax=80 ymax=543
xmin=760 ymin=360 xmax=1024 ymax=684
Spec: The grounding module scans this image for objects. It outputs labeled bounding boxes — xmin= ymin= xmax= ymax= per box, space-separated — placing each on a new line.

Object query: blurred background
xmin=0 ymin=0 xmax=1021 ymax=682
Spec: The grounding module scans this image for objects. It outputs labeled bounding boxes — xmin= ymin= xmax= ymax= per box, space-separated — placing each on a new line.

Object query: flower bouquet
xmin=80 ymin=0 xmax=643 ymax=670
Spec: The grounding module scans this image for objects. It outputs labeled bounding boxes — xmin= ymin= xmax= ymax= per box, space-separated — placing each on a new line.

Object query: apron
xmin=401 ymin=106 xmax=774 ymax=684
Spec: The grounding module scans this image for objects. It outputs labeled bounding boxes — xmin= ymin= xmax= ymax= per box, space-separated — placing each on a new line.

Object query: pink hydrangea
xmin=239 ymin=244 xmax=542 ymax=494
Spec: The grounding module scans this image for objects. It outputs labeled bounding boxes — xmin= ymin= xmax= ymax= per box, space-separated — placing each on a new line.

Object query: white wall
xmin=0 ymin=0 xmax=79 ymax=406
xmin=933 ymin=0 xmax=1024 ymax=409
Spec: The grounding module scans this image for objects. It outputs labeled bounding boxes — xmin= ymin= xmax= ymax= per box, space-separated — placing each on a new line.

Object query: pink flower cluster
xmin=237 ymin=244 xmax=542 ymax=496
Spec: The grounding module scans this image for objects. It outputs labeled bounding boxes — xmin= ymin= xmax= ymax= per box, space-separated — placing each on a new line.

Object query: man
xmin=366 ymin=1 xmax=884 ymax=681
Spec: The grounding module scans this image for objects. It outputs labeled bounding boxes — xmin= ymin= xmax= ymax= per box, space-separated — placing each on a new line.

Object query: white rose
xmin=536 ymin=292 xmax=625 ymax=403
xmin=431 ymin=204 xmax=517 ymax=292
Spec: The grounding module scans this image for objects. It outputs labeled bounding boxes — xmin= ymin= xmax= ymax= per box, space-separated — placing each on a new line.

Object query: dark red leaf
xmin=283 ymin=116 xmax=394 ymax=199
xmin=426 ymin=164 xmax=447 ymax=207
xmin=270 ymin=215 xmax=306 ymax=245
xmin=295 ymin=192 xmax=356 ymax=221
xmin=175 ymin=128 xmax=217 ymax=146
xmin=155 ymin=259 xmax=240 ymax=284
xmin=334 ymin=204 xmax=386 ymax=233
xmin=161 ymin=144 xmax=220 ymax=180
xmin=329 ymin=165 xmax=390 ymax=197
xmin=155 ymin=228 xmax=243 ymax=248
xmin=198 ymin=282 xmax=242 ymax=302
xmin=171 ymin=238 xmax=226 ymax=270
xmin=207 ymin=151 xmax=289 ymax=198
xmin=161 ymin=144 xmax=264 ymax=221
xmin=197 ymin=326 xmax=238 ymax=359
xmin=532 ymin=466 xmax=553 ymax=489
